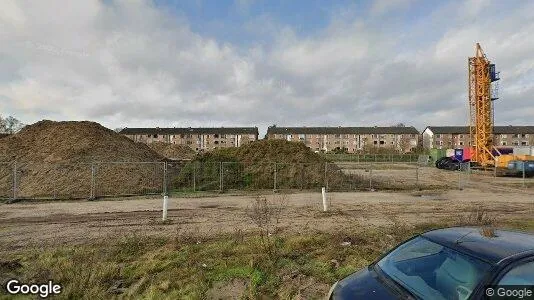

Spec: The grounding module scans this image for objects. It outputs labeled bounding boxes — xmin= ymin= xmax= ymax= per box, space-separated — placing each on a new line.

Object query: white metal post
xmin=162 ymin=195 xmax=169 ymax=221
xmin=322 ymin=187 xmax=328 ymax=212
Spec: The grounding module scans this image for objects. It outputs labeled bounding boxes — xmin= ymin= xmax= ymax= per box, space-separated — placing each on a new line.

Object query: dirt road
xmin=1 ymin=188 xmax=533 ymax=251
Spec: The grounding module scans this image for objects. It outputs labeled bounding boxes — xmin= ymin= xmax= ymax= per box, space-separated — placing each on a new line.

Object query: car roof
xmin=421 ymin=227 xmax=534 ymax=264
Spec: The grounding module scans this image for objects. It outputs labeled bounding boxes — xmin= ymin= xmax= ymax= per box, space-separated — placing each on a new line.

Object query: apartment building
xmin=422 ymin=126 xmax=534 ymax=149
xmin=120 ymin=127 xmax=259 ymax=151
xmin=266 ymin=126 xmax=420 ymax=153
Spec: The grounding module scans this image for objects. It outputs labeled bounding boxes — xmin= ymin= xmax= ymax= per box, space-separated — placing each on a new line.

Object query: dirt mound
xmin=0 ymin=120 xmax=165 ymax=199
xmin=148 ymin=142 xmax=196 ymax=160
xmin=206 ymin=139 xmax=326 ymax=164
xmin=0 ymin=120 xmax=162 ymax=163
xmin=172 ymin=140 xmax=364 ymax=191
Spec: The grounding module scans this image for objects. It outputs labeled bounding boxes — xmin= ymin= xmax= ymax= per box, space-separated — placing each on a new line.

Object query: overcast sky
xmin=1 ymin=0 xmax=533 ymax=135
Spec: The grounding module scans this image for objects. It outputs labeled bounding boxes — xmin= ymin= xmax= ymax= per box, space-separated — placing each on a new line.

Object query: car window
xmin=498 ymin=261 xmax=534 ymax=285
xmin=377 ymin=237 xmax=491 ymax=300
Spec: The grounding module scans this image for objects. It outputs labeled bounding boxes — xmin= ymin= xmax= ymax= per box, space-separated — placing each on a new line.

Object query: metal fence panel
xmin=94 ymin=162 xmax=165 ymax=198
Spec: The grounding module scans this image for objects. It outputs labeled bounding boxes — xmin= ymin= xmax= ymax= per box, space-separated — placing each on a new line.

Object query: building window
xmin=214 ymin=134 xmax=219 ymax=138
xmin=459 ymin=134 xmax=463 ymax=138
xmin=439 ymin=141 xmax=443 ymax=146
xmin=214 ymin=141 xmax=219 ymax=144
xmin=513 ymin=141 xmax=519 ymax=146
xmin=373 ymin=141 xmax=378 ymax=145
xmin=153 ymin=134 xmax=158 ymax=138
xmin=501 ymin=141 xmax=507 ymax=146
xmin=522 ymin=141 xmax=528 ymax=146
xmin=501 ymin=134 xmax=507 ymax=139
xmin=459 ymin=142 xmax=464 ymax=146
xmin=299 ymin=134 xmax=305 ymax=140
xmin=379 ymin=141 xmax=385 ymax=145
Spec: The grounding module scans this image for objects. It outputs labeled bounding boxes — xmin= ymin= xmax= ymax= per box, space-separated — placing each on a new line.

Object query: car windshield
xmin=376 ymin=237 xmax=492 ymax=300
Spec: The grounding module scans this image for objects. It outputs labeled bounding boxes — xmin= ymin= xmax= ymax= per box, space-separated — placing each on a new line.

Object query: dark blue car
xmin=328 ymin=227 xmax=534 ymax=299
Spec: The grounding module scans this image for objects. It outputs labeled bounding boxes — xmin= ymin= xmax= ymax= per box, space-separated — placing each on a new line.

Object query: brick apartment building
xmin=266 ymin=126 xmax=420 ymax=153
xmin=120 ymin=127 xmax=259 ymax=151
xmin=422 ymin=126 xmax=534 ymax=149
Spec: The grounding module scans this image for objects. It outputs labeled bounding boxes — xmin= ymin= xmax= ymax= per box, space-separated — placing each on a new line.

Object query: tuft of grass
xmin=3 ymin=218 xmax=533 ymax=299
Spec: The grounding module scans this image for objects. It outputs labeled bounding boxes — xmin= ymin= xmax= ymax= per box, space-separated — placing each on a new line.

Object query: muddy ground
xmin=1 ymin=184 xmax=533 ymax=252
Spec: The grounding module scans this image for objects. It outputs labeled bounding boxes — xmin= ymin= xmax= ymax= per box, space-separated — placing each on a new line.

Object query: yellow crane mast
xmin=468 ymin=43 xmax=499 ymax=167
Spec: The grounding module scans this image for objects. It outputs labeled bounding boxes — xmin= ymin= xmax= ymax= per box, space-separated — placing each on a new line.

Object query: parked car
xmin=328 ymin=227 xmax=534 ymax=299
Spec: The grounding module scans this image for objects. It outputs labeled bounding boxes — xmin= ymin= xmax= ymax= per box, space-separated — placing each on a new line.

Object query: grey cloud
xmin=0 ymin=0 xmax=533 ymax=133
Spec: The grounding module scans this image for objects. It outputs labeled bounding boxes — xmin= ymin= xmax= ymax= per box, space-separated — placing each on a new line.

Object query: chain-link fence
xmin=321 ymin=153 xmax=420 ymax=163
xmin=1 ymin=160 xmax=533 ymax=201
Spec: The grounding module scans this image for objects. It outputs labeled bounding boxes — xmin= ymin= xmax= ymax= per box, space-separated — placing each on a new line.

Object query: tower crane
xmin=468 ymin=43 xmax=500 ymax=167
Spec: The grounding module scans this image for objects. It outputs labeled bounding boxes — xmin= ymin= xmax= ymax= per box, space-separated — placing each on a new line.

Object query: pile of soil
xmin=148 ymin=142 xmax=196 ymax=160
xmin=173 ymin=140 xmax=364 ymax=191
xmin=0 ymin=120 xmax=165 ymax=199
xmin=0 ymin=120 xmax=162 ymax=163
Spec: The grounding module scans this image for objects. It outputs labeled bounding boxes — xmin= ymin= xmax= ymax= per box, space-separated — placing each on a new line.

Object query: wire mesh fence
xmin=321 ymin=153 xmax=420 ymax=163
xmin=0 ymin=160 xmax=533 ymax=201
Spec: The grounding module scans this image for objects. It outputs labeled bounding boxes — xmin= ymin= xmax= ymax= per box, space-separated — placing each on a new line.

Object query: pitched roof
xmin=119 ymin=127 xmax=259 ymax=135
xmin=266 ymin=126 xmax=419 ymax=135
xmin=425 ymin=126 xmax=534 ymax=134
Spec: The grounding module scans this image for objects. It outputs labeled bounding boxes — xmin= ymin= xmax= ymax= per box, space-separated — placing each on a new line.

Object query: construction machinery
xmin=468 ymin=43 xmax=500 ymax=167
xmin=436 ymin=43 xmax=534 ymax=173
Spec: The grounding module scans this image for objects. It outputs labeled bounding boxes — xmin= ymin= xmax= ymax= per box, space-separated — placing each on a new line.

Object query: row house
xmin=120 ymin=127 xmax=259 ymax=151
xmin=265 ymin=126 xmax=420 ymax=153
xmin=422 ymin=126 xmax=534 ymax=149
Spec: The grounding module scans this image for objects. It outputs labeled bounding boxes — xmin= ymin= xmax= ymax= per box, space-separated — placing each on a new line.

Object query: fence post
xmin=219 ymin=162 xmax=223 ymax=192
xmin=273 ymin=162 xmax=277 ymax=192
xmin=12 ymin=162 xmax=17 ymax=202
xmin=458 ymin=170 xmax=462 ymax=190
xmin=163 ymin=161 xmax=168 ymax=196
xmin=300 ymin=163 xmax=304 ymax=190
xmin=523 ymin=162 xmax=526 ymax=188
xmin=324 ymin=162 xmax=328 ymax=190
xmin=369 ymin=167 xmax=373 ymax=190
xmin=415 ymin=166 xmax=419 ymax=187
xmin=322 ymin=187 xmax=328 ymax=212
xmin=90 ymin=163 xmax=96 ymax=200
xmin=193 ymin=162 xmax=196 ymax=192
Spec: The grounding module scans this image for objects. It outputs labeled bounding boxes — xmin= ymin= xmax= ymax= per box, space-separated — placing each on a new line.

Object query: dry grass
xmin=1 ymin=216 xmax=533 ymax=299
